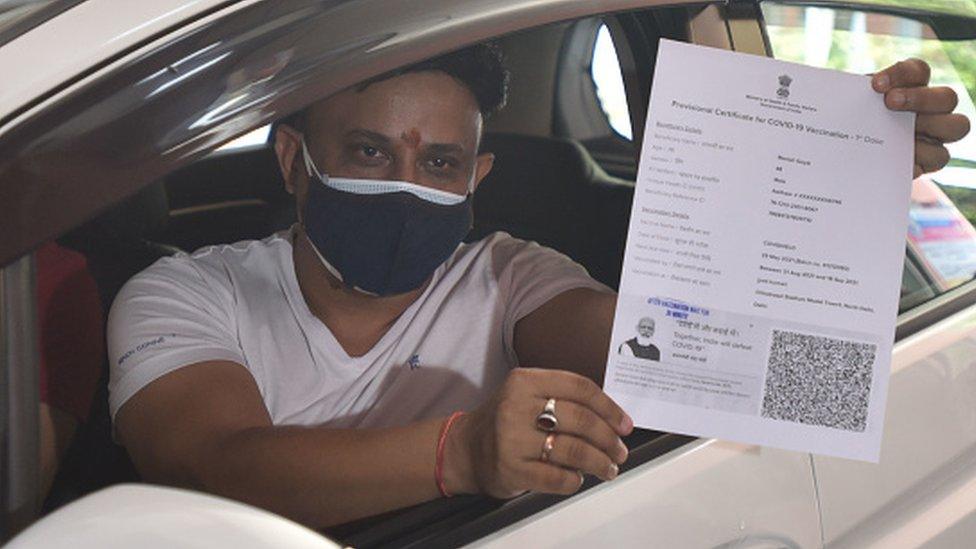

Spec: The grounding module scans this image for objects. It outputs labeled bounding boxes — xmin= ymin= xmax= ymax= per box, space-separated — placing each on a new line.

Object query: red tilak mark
xmin=401 ymin=128 xmax=422 ymax=148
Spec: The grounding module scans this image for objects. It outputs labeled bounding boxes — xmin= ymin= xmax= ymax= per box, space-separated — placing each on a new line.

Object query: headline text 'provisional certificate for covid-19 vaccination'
xmin=604 ymin=39 xmax=915 ymax=461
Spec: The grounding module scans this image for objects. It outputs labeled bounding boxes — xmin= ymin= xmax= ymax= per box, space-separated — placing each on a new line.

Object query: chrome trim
xmin=0 ymin=0 xmax=715 ymax=267
xmin=168 ymin=198 xmax=268 ymax=217
xmin=0 ymin=254 xmax=38 ymax=541
xmin=895 ymin=278 xmax=976 ymax=341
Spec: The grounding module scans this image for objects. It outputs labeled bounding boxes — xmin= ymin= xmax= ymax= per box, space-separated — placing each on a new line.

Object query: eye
xmin=427 ymin=156 xmax=460 ymax=172
xmin=350 ymin=142 xmax=388 ymax=166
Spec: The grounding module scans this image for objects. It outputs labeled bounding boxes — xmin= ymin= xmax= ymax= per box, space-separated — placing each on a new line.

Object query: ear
xmin=273 ymin=124 xmax=304 ymax=194
xmin=472 ymin=152 xmax=495 ymax=192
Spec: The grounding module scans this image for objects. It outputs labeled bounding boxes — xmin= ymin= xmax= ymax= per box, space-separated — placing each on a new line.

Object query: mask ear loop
xmin=301 ymin=138 xmax=326 ymax=182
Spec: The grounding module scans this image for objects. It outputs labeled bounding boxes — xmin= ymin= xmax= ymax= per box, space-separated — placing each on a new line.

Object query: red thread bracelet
xmin=435 ymin=411 xmax=465 ymax=498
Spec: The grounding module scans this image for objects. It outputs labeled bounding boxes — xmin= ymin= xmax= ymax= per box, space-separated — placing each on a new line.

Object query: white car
xmin=1 ymin=0 xmax=975 ymax=547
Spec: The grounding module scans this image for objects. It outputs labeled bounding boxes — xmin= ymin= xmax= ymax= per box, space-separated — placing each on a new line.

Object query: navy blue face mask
xmin=300 ymin=139 xmax=474 ymax=296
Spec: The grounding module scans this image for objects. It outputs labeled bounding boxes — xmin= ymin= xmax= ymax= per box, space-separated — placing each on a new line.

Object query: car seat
xmin=159 ymin=147 xmax=294 ymax=252
xmin=473 ymin=132 xmax=634 ymax=289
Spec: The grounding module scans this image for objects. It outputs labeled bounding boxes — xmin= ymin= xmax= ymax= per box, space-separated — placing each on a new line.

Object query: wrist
xmin=441 ymin=412 xmax=478 ymax=495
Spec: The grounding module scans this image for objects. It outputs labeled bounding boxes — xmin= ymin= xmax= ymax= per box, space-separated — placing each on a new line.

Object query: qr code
xmin=760 ymin=329 xmax=876 ymax=432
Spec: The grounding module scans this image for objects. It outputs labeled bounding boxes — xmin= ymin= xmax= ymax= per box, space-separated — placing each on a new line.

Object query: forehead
xmin=639 ymin=319 xmax=654 ymax=326
xmin=306 ymin=71 xmax=483 ymax=145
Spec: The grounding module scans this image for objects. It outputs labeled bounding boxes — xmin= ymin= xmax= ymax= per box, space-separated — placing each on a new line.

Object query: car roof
xmin=0 ymin=0 xmax=228 ymax=123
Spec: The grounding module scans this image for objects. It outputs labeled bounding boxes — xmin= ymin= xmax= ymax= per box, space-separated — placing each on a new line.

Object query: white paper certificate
xmin=604 ymin=39 xmax=915 ymax=462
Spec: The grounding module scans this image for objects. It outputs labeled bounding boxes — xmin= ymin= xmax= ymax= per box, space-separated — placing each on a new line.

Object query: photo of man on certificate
xmin=617 ymin=317 xmax=661 ymax=361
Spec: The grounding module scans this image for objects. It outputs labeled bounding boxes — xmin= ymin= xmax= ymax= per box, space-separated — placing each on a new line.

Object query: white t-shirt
xmin=107 ymin=230 xmax=608 ymax=429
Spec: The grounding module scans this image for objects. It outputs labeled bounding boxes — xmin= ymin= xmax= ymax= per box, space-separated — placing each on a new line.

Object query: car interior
xmin=33 ymin=3 xmax=961 ymax=545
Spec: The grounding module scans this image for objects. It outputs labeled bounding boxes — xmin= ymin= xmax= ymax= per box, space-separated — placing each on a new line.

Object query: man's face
xmin=276 ymin=70 xmax=495 ymax=214
xmin=637 ymin=319 xmax=655 ymax=338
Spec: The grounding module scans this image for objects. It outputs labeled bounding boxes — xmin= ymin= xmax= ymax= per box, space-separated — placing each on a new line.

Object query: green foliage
xmin=847 ymin=0 xmax=976 ymax=19
xmin=941 ymin=184 xmax=976 ymax=226
xmin=767 ymin=26 xmax=976 ymax=103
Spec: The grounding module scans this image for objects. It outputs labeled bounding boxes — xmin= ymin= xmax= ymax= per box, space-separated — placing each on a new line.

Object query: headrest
xmin=59 ymin=181 xmax=170 ymax=256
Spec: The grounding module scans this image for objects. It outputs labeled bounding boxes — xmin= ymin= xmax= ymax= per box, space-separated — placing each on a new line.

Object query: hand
xmin=447 ymin=368 xmax=633 ymax=499
xmin=872 ymin=58 xmax=971 ymax=178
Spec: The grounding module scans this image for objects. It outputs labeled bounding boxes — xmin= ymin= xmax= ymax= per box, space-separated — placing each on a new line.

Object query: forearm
xmin=192 ymin=416 xmax=454 ymax=528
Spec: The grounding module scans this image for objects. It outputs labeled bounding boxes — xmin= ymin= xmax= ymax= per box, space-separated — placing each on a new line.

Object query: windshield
xmin=0 ymin=0 xmax=84 ymax=46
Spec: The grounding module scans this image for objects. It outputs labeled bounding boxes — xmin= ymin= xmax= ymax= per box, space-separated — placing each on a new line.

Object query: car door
xmin=760 ymin=2 xmax=976 ymax=546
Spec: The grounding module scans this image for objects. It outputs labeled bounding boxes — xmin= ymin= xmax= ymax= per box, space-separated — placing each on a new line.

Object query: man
xmin=619 ymin=317 xmax=660 ymax=361
xmin=108 ymin=43 xmax=969 ymax=529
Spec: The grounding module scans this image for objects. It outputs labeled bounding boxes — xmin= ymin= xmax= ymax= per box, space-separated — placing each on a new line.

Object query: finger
xmin=915 ymin=141 xmax=951 ymax=175
xmin=916 ymin=113 xmax=971 ymax=144
xmin=520 ymin=368 xmax=633 ymax=435
xmin=547 ymin=399 xmax=628 ymax=464
xmin=873 ymin=58 xmax=930 ymax=92
xmin=887 ymin=86 xmax=958 ymax=114
xmin=521 ymin=461 xmax=585 ymax=495
xmin=542 ymin=433 xmax=619 ymax=481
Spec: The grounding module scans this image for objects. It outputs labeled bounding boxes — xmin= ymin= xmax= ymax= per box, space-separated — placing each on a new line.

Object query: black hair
xmin=275 ymin=42 xmax=509 ymax=139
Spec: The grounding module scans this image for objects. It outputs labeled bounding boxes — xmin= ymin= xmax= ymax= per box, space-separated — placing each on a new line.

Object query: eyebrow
xmin=426 ymin=143 xmax=465 ymax=156
xmin=345 ymin=129 xmax=466 ymax=155
xmin=345 ymin=129 xmax=393 ymax=147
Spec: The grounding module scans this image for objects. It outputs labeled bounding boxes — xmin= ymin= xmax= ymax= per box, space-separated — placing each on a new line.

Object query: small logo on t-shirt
xmin=406 ymin=354 xmax=421 ymax=370
xmin=117 ymin=334 xmax=175 ymax=366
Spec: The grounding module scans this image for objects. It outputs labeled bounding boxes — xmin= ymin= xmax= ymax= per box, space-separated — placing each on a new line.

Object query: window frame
xmin=552 ymin=8 xmax=692 ymax=180
xmin=552 ymin=17 xmax=641 ymax=179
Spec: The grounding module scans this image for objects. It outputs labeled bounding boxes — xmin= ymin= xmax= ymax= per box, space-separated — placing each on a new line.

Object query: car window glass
xmin=763 ymin=3 xmax=976 ymax=311
xmin=592 ymin=23 xmax=633 ymax=140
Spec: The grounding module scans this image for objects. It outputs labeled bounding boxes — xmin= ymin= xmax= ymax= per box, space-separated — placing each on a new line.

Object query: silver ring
xmin=535 ymin=398 xmax=558 ymax=432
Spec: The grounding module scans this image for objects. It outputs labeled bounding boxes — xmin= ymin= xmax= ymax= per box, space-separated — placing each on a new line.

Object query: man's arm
xmin=116 ymin=360 xmax=451 ymax=528
xmin=117 ymin=357 xmax=630 ymax=529
xmin=513 ymin=288 xmax=616 ymax=384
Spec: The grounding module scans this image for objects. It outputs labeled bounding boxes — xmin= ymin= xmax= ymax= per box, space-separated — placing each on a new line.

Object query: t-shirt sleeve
xmin=107 ymin=254 xmax=245 ymax=421
xmin=490 ymin=233 xmax=612 ymax=362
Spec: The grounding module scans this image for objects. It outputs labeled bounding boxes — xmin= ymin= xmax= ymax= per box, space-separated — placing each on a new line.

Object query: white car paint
xmin=813 ymin=303 xmax=976 ymax=548
xmin=471 ymin=439 xmax=821 ymax=548
xmin=0 ymin=0 xmax=232 ymax=121
xmin=6 ymin=484 xmax=341 ymax=548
